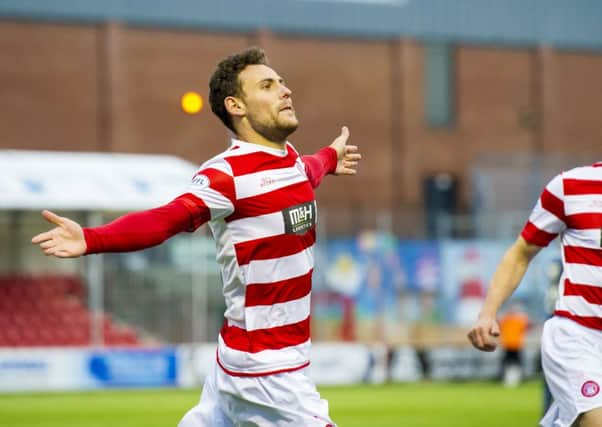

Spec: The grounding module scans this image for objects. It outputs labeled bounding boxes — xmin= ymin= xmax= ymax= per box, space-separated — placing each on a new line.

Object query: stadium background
xmin=1 ymin=1 xmax=601 ymax=426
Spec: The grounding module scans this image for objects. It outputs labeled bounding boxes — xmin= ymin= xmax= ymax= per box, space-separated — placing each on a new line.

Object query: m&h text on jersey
xmin=283 ymin=201 xmax=316 ymax=235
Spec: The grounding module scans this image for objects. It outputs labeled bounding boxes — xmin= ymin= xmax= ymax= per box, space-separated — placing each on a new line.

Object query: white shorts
xmin=540 ymin=316 xmax=602 ymax=427
xmin=178 ymin=357 xmax=336 ymax=427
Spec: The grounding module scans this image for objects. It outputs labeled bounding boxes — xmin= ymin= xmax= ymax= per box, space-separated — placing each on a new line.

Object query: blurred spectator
xmin=499 ymin=302 xmax=529 ymax=387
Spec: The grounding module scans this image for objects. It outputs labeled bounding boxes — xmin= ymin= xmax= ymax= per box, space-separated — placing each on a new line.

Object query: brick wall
xmin=1 ymin=20 xmax=601 ymax=218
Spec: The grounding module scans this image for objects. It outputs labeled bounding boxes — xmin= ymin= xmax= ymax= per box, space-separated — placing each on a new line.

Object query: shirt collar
xmin=230 ymin=138 xmax=289 ymax=157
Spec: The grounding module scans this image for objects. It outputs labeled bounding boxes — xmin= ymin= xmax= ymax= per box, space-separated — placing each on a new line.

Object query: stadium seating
xmin=0 ymin=275 xmax=142 ymax=347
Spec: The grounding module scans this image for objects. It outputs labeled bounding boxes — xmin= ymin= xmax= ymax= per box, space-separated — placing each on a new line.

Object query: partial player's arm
xmin=302 ymin=126 xmax=361 ymax=188
xmin=469 ymin=173 xmax=566 ymax=352
xmin=31 ymin=194 xmax=209 ymax=258
xmin=467 ymin=237 xmax=541 ymax=351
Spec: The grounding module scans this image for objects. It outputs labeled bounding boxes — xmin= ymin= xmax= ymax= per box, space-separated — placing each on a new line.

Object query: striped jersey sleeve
xmin=521 ymin=173 xmax=567 ymax=247
xmin=186 ymin=156 xmax=235 ymax=221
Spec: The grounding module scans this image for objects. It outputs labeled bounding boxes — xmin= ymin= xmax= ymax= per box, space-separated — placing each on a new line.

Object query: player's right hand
xmin=467 ymin=316 xmax=500 ymax=352
xmin=31 ymin=210 xmax=87 ymax=258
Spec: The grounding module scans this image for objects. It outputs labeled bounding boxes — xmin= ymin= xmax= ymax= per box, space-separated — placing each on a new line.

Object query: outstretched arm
xmin=31 ymin=194 xmax=209 ymax=258
xmin=467 ymin=236 xmax=541 ymax=351
xmin=302 ymin=126 xmax=362 ymax=188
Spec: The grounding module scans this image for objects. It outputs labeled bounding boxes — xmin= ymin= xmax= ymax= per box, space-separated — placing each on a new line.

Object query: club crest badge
xmin=581 ymin=380 xmax=600 ymax=398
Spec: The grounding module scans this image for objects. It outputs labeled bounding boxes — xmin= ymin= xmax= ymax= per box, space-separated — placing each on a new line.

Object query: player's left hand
xmin=330 ymin=126 xmax=361 ymax=176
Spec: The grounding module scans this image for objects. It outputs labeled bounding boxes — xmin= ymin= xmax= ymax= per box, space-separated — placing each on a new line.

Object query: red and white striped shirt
xmin=521 ymin=162 xmax=602 ymax=330
xmin=83 ymin=139 xmax=337 ymax=376
xmin=186 ymin=139 xmax=334 ymax=376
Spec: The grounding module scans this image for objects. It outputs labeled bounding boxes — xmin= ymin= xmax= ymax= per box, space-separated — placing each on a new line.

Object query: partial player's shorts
xmin=178 ymin=357 xmax=336 ymax=427
xmin=540 ymin=316 xmax=602 ymax=427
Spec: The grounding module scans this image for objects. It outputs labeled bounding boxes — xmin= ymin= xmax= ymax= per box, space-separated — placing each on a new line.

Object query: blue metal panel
xmin=1 ymin=0 xmax=602 ymax=50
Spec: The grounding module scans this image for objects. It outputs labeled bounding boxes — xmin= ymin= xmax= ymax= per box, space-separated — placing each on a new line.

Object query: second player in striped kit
xmin=468 ymin=162 xmax=602 ymax=427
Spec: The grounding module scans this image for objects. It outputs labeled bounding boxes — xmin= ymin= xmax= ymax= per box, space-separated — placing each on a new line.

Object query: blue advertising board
xmin=87 ymin=348 xmax=177 ymax=388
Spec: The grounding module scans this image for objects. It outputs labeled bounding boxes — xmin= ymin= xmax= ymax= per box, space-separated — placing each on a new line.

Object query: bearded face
xmin=236 ymin=65 xmax=299 ymax=142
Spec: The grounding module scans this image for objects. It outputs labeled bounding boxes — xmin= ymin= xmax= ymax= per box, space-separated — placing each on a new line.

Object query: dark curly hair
xmin=209 ymin=47 xmax=269 ymax=133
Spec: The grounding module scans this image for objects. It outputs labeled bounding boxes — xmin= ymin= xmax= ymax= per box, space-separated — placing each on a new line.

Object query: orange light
xmin=181 ymin=92 xmax=203 ymax=115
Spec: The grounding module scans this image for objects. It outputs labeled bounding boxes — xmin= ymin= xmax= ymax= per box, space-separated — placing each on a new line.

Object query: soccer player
xmin=467 ymin=163 xmax=602 ymax=427
xmin=31 ymin=47 xmax=361 ymax=427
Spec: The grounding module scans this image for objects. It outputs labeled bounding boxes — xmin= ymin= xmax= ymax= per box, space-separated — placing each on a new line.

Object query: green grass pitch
xmin=0 ymin=381 xmax=542 ymax=427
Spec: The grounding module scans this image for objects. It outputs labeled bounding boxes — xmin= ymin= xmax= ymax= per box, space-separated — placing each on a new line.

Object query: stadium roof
xmin=0 ymin=150 xmax=198 ymax=211
xmin=2 ymin=0 xmax=602 ymax=50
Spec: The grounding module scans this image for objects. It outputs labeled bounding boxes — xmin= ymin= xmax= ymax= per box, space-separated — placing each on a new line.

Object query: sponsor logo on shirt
xmin=260 ymin=176 xmax=276 ymax=188
xmin=283 ymin=201 xmax=316 ymax=235
xmin=588 ymin=199 xmax=602 ymax=208
xmin=581 ymin=380 xmax=600 ymax=398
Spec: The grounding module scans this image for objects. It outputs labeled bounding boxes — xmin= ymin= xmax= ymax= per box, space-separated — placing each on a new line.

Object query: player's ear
xmin=225 ymin=96 xmax=245 ymax=117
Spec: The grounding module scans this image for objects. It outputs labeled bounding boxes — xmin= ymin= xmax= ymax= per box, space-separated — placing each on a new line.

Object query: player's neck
xmin=234 ymin=126 xmax=287 ymax=151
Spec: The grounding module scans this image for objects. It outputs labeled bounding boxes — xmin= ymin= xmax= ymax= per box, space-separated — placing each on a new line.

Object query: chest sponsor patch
xmin=283 ymin=201 xmax=316 ymax=235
